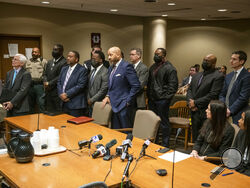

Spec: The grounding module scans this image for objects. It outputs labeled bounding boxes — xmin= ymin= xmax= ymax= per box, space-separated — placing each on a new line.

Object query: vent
xmin=144 ymin=0 xmax=157 ymax=2
xmin=210 ymin=16 xmax=232 ymax=19
xmin=152 ymin=8 xmax=192 ymax=13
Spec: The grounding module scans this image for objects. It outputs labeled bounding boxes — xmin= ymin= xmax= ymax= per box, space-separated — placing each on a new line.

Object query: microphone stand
xmin=122 ymin=154 xmax=133 ymax=188
xmin=139 ymin=148 xmax=156 ymax=160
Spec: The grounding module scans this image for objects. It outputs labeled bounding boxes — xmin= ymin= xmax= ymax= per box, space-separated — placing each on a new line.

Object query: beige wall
xmin=0 ymin=3 xmax=143 ymax=63
xmin=166 ymin=19 xmax=250 ymax=82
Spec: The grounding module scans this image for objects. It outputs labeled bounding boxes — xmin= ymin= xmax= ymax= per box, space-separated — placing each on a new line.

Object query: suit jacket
xmin=88 ymin=65 xmax=108 ymax=103
xmin=219 ymin=68 xmax=250 ymax=123
xmin=108 ymin=60 xmax=140 ymax=113
xmin=57 ymin=64 xmax=88 ymax=110
xmin=187 ymin=69 xmax=224 ymax=111
xmin=135 ymin=61 xmax=148 ymax=108
xmin=43 ymin=56 xmax=67 ymax=96
xmin=182 ymin=76 xmax=191 ymax=86
xmin=0 ymin=68 xmax=31 ymax=113
xmin=84 ymin=59 xmax=110 ymax=74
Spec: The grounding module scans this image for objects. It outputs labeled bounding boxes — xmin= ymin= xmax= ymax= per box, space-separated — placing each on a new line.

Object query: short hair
xmin=15 ymin=53 xmax=27 ymax=65
xmin=221 ymin=65 xmax=227 ymax=71
xmin=130 ymin=48 xmax=142 ymax=58
xmin=55 ymin=44 xmax=64 ymax=53
xmin=70 ymin=51 xmax=80 ymax=62
xmin=94 ymin=50 xmax=105 ymax=62
xmin=232 ymin=50 xmax=247 ymax=64
xmin=194 ymin=64 xmax=200 ymax=72
xmin=92 ymin=45 xmax=102 ymax=51
xmin=156 ymin=48 xmax=167 ymax=57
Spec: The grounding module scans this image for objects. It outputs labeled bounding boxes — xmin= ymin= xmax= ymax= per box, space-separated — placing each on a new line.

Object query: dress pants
xmin=148 ymin=99 xmax=171 ymax=147
xmin=45 ymin=89 xmax=61 ymax=113
xmin=28 ymin=84 xmax=45 ymax=113
xmin=112 ymin=106 xmax=133 ymax=129
xmin=63 ymin=105 xmax=86 ymax=117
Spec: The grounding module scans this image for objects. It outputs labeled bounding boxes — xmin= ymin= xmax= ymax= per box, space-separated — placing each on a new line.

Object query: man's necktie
xmin=226 ymin=71 xmax=237 ymax=107
xmin=12 ymin=70 xmax=17 ymax=86
xmin=63 ymin=67 xmax=72 ymax=92
xmin=90 ymin=68 xmax=96 ymax=85
xmin=109 ymin=65 xmax=117 ymax=85
xmin=197 ymin=74 xmax=203 ymax=87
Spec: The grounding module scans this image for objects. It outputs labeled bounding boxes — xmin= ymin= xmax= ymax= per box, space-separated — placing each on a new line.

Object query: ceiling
xmin=1 ymin=0 xmax=250 ymax=20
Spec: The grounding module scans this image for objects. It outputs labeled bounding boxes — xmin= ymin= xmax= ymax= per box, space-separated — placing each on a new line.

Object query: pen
xmin=222 ymin=172 xmax=234 ymax=176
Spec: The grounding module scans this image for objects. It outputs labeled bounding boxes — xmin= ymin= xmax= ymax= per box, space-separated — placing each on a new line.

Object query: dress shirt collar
xmin=133 ymin=60 xmax=141 ymax=69
xmin=235 ymin=66 xmax=243 ymax=80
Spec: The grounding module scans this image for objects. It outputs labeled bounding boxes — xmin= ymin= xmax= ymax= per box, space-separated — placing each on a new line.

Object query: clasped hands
xmin=190 ymin=150 xmax=206 ymax=161
xmin=188 ymin=99 xmax=198 ymax=111
xmin=60 ymin=93 xmax=70 ymax=102
xmin=3 ymin=101 xmax=13 ymax=111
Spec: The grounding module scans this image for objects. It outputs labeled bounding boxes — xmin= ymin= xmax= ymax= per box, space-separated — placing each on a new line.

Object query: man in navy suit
xmin=220 ymin=50 xmax=250 ymax=124
xmin=57 ymin=51 xmax=88 ymax=117
xmin=102 ymin=47 xmax=140 ymax=129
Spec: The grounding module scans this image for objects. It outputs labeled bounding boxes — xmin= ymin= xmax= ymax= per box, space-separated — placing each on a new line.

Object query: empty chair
xmin=116 ymin=110 xmax=161 ymax=142
xmin=79 ymin=181 xmax=108 ymax=188
xmin=92 ymin=102 xmax=112 ymax=127
xmin=169 ymin=100 xmax=190 ymax=150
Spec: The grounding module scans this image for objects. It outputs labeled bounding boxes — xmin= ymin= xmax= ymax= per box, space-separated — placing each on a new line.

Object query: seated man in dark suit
xmin=87 ymin=50 xmax=108 ymax=117
xmin=102 ymin=46 xmax=140 ymax=129
xmin=219 ymin=50 xmax=250 ymax=124
xmin=0 ymin=54 xmax=32 ymax=117
xmin=83 ymin=45 xmax=109 ymax=74
xmin=58 ymin=51 xmax=88 ymax=117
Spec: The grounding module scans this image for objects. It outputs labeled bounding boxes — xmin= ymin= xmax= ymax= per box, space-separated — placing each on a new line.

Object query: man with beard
xmin=43 ymin=44 xmax=67 ymax=114
xmin=187 ymin=54 xmax=224 ymax=142
xmin=147 ymin=48 xmax=178 ymax=147
xmin=87 ymin=50 xmax=108 ymax=116
xmin=102 ymin=46 xmax=140 ymax=129
xmin=25 ymin=47 xmax=47 ymax=113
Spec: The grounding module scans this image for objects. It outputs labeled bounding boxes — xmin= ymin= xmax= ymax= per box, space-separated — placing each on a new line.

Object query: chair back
xmin=92 ymin=102 xmax=112 ymax=127
xmin=170 ymin=100 xmax=189 ymax=118
xmin=79 ymin=181 xmax=108 ymax=188
xmin=132 ymin=110 xmax=161 ymax=142
xmin=231 ymin=123 xmax=240 ymax=146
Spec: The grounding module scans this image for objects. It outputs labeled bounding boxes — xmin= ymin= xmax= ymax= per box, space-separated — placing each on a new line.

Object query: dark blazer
xmin=187 ymin=69 xmax=224 ymax=110
xmin=88 ymin=65 xmax=108 ymax=103
xmin=219 ymin=68 xmax=250 ymax=124
xmin=108 ymin=60 xmax=140 ymax=113
xmin=1 ymin=68 xmax=31 ymax=114
xmin=43 ymin=56 xmax=67 ymax=96
xmin=233 ymin=129 xmax=250 ymax=176
xmin=57 ymin=64 xmax=88 ymax=110
xmin=135 ymin=61 xmax=148 ymax=108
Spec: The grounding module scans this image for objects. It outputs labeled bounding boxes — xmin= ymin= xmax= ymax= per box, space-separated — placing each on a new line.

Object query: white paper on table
xmin=8 ymin=43 xmax=18 ymax=57
xmin=25 ymin=48 xmax=33 ymax=60
xmin=158 ymin=151 xmax=191 ymax=163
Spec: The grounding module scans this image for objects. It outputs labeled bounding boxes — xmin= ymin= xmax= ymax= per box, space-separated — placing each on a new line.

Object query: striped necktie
xmin=63 ymin=67 xmax=72 ymax=92
xmin=225 ymin=71 xmax=237 ymax=107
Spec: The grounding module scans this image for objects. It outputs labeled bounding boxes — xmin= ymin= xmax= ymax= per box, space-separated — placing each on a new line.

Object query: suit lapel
xmin=231 ymin=68 xmax=246 ymax=92
xmin=66 ymin=64 xmax=79 ymax=87
xmin=110 ymin=60 xmax=123 ymax=89
xmin=12 ymin=68 xmax=24 ymax=88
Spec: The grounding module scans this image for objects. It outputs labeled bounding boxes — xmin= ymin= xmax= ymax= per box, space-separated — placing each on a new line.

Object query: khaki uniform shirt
xmin=26 ymin=57 xmax=47 ymax=81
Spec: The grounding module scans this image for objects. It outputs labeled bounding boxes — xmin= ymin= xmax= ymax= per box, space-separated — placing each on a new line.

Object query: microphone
xmin=121 ymin=134 xmax=133 ymax=161
xmin=172 ymin=128 xmax=182 ymax=188
xmin=139 ymin=139 xmax=150 ymax=156
xmin=92 ymin=139 xmax=117 ymax=159
xmin=122 ymin=155 xmax=133 ymax=182
xmin=78 ymin=134 xmax=103 ymax=149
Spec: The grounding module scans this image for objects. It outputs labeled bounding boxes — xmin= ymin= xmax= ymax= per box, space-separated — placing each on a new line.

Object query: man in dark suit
xmin=87 ymin=50 xmax=108 ymax=116
xmin=181 ymin=66 xmax=197 ymax=86
xmin=58 ymin=51 xmax=88 ymax=117
xmin=83 ymin=45 xmax=109 ymax=74
xmin=43 ymin=44 xmax=67 ymax=114
xmin=187 ymin=54 xmax=224 ymax=141
xmin=219 ymin=50 xmax=250 ymax=124
xmin=147 ymin=48 xmax=178 ymax=147
xmin=1 ymin=54 xmax=31 ymax=117
xmin=129 ymin=48 xmax=148 ymax=110
xmin=102 ymin=46 xmax=140 ymax=129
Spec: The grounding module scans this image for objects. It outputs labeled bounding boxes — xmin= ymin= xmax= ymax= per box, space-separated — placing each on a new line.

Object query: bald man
xmin=187 ymin=54 xmax=224 ymax=141
xmin=102 ymin=47 xmax=140 ymax=129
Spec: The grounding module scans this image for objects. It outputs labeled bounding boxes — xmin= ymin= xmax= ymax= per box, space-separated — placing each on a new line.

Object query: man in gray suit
xmin=1 ymin=54 xmax=32 ymax=117
xmin=87 ymin=50 xmax=108 ymax=116
xmin=129 ymin=48 xmax=148 ymax=110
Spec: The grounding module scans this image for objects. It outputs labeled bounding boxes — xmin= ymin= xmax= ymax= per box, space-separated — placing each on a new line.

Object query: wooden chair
xmin=116 ymin=110 xmax=161 ymax=143
xmin=169 ymin=100 xmax=190 ymax=150
xmin=92 ymin=102 xmax=112 ymax=128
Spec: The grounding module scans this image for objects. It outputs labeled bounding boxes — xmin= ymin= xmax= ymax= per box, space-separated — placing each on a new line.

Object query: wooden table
xmin=1 ymin=114 xmax=250 ymax=188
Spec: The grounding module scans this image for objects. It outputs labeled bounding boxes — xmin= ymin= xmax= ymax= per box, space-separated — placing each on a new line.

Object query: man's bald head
xmin=108 ymin=46 xmax=122 ymax=65
xmin=202 ymin=54 xmax=217 ymax=70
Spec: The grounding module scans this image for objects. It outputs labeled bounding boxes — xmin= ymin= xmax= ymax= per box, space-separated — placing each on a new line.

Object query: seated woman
xmin=190 ymin=100 xmax=235 ymax=160
xmin=234 ymin=109 xmax=250 ymax=176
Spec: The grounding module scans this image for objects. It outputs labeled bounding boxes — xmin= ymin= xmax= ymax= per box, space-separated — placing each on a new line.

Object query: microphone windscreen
xmin=97 ymin=134 xmax=103 ymax=140
xmin=126 ymin=133 xmax=133 ymax=141
xmin=106 ymin=139 xmax=117 ymax=149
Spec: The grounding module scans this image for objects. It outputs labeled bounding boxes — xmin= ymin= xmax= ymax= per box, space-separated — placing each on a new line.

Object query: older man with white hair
xmin=0 ymin=53 xmax=32 ymax=117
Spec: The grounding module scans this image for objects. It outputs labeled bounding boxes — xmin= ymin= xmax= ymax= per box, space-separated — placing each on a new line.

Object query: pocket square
xmin=115 ymin=74 xmax=121 ymax=77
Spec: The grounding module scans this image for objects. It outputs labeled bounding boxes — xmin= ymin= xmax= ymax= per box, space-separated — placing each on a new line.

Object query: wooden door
xmin=0 ymin=35 xmax=41 ymax=80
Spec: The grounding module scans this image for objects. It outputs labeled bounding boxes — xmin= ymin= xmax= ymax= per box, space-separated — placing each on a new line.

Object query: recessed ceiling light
xmin=168 ymin=3 xmax=176 ymax=6
xmin=201 ymin=18 xmax=206 ymax=21
xmin=162 ymin=14 xmax=168 ymax=17
xmin=41 ymin=1 xmax=50 ymax=4
xmin=110 ymin=9 xmax=118 ymax=12
xmin=217 ymin=9 xmax=227 ymax=12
